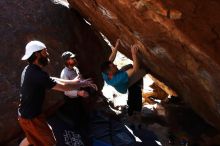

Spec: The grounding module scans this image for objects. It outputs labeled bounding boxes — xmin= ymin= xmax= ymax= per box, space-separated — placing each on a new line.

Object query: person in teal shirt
xmin=101 ymin=39 xmax=139 ymax=91
xmin=101 ymin=39 xmax=144 ymax=115
xmin=102 ymin=69 xmax=128 ymax=94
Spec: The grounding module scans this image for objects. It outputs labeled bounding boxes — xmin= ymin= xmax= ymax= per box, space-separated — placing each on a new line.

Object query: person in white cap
xmin=18 ymin=40 xmax=97 ymax=146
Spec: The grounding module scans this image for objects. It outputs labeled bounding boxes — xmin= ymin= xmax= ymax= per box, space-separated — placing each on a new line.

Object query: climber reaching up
xmin=101 ymin=40 xmax=139 ymax=94
xmin=101 ymin=39 xmax=146 ymax=115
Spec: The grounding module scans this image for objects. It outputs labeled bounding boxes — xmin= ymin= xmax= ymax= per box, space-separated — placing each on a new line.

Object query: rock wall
xmin=0 ymin=0 xmax=108 ymax=144
xmin=1 ymin=0 xmax=220 ymax=144
xmin=67 ymin=0 xmax=220 ymax=129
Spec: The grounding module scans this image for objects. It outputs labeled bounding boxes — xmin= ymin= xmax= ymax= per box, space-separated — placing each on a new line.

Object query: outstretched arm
xmin=127 ymin=44 xmax=147 ymax=87
xmin=59 ymin=74 xmax=89 ymax=98
xmin=126 ymin=44 xmax=139 ymax=77
xmin=109 ymin=39 xmax=120 ymax=62
xmin=51 ymin=77 xmax=98 ymax=92
xmin=131 ymin=44 xmax=139 ymax=73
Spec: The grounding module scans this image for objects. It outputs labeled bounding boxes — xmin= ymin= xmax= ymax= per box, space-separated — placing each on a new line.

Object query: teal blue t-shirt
xmin=102 ymin=71 xmax=128 ymax=94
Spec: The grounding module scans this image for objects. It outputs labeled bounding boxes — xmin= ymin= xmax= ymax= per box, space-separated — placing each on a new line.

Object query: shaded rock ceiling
xmin=67 ymin=0 xmax=220 ymax=129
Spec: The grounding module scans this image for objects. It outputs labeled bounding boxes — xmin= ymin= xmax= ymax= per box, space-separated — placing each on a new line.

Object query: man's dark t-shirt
xmin=18 ymin=64 xmax=57 ymax=119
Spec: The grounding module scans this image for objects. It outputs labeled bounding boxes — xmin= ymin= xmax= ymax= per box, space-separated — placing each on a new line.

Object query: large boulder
xmin=68 ymin=0 xmax=220 ymax=129
xmin=0 ymin=0 xmax=108 ymax=144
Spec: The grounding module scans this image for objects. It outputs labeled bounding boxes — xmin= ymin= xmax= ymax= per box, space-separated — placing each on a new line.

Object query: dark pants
xmin=59 ymin=96 xmax=91 ymax=146
xmin=62 ymin=97 xmax=88 ymax=127
xmin=127 ymin=78 xmax=143 ymax=116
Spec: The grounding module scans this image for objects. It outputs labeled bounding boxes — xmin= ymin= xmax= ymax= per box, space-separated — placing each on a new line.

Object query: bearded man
xmin=18 ymin=40 xmax=97 ymax=146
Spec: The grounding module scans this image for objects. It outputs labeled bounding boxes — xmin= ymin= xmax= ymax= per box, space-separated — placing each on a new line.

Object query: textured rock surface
xmin=68 ymin=0 xmax=220 ymax=129
xmin=0 ymin=0 xmax=108 ymax=144
xmin=1 ymin=0 xmax=220 ymax=144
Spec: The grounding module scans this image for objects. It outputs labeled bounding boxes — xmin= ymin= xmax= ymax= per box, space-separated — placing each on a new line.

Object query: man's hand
xmin=80 ymin=78 xmax=98 ymax=91
xmin=115 ymin=39 xmax=120 ymax=49
xmin=129 ymin=44 xmax=140 ymax=75
xmin=131 ymin=44 xmax=139 ymax=55
xmin=71 ymin=75 xmax=81 ymax=83
xmin=112 ymin=39 xmax=120 ymax=51
xmin=77 ymin=90 xmax=89 ymax=98
xmin=109 ymin=39 xmax=121 ymax=62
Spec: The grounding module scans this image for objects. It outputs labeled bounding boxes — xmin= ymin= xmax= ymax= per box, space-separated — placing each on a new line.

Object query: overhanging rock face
xmin=68 ymin=0 xmax=220 ymax=129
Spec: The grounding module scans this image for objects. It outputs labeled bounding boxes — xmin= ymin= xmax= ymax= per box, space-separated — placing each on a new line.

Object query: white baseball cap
xmin=21 ymin=40 xmax=46 ymax=60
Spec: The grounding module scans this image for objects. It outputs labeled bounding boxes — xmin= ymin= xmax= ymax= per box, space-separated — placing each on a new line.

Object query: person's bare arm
xmin=126 ymin=44 xmax=139 ymax=77
xmin=131 ymin=44 xmax=139 ymax=73
xmin=53 ymin=75 xmax=81 ymax=83
xmin=109 ymin=39 xmax=120 ymax=62
xmin=51 ymin=77 xmax=97 ymax=92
